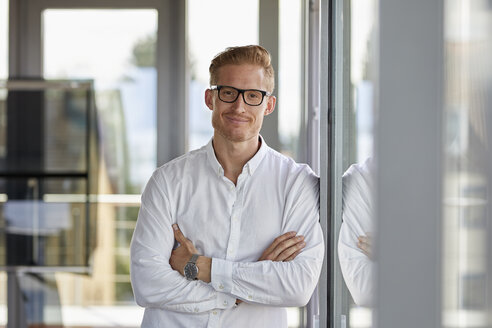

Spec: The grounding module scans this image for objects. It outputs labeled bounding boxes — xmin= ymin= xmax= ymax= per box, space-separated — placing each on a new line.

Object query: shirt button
xmin=213 ymin=311 xmax=218 ymax=315
xmin=194 ymin=307 xmax=199 ymax=312
xmin=223 ymin=300 xmax=228 ymax=306
xmin=248 ymin=295 xmax=253 ymax=300
xmin=219 ymin=284 xmax=224 ymax=290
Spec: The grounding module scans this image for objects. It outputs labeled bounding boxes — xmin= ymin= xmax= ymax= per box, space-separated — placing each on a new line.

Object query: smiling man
xmin=130 ymin=45 xmax=324 ymax=328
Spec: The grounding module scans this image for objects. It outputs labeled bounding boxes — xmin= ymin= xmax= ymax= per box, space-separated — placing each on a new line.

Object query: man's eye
xmin=248 ymin=92 xmax=260 ymax=99
xmin=222 ymin=90 xmax=235 ymax=96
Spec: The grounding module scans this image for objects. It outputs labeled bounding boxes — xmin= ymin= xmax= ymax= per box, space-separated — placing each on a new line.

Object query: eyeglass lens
xmin=218 ymin=86 xmax=264 ymax=106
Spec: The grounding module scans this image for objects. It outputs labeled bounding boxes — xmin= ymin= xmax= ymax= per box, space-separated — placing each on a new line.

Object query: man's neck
xmin=212 ymin=133 xmax=261 ymax=185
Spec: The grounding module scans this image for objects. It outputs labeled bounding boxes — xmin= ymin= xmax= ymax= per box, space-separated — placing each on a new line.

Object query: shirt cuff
xmin=215 ymin=290 xmax=236 ymax=309
xmin=211 ymin=258 xmax=234 ymax=294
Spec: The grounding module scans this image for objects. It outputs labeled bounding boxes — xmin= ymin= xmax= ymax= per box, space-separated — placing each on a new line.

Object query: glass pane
xmin=43 ymin=9 xmax=157 ymax=194
xmin=0 ymin=87 xmax=91 ymax=174
xmin=0 ymin=81 xmax=97 ymax=270
xmin=279 ymin=0 xmax=303 ymax=160
xmin=340 ymin=0 xmax=377 ymax=327
xmin=442 ymin=0 xmax=492 ymax=327
xmin=0 ymin=177 xmax=90 ymax=267
xmin=349 ymin=0 xmax=376 ymax=164
xmin=187 ymin=0 xmax=259 ymax=151
xmin=42 ymin=9 xmax=158 ymax=326
xmin=0 ymin=0 xmax=7 ymax=80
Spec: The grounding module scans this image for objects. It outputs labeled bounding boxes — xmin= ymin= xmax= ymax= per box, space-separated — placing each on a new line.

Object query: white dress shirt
xmin=130 ymin=137 xmax=324 ymax=328
xmin=338 ymin=158 xmax=375 ymax=307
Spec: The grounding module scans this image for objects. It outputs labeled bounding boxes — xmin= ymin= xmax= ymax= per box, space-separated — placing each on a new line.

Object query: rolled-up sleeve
xmin=210 ymin=172 xmax=324 ymax=307
xmin=338 ymin=161 xmax=375 ymax=307
xmin=130 ymin=172 xmax=236 ymax=313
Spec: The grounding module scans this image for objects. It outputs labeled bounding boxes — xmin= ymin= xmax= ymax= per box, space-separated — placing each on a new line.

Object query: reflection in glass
xmin=442 ymin=1 xmax=492 ymax=327
xmin=341 ymin=0 xmax=377 ymax=327
xmin=0 ymin=81 xmax=98 ymax=268
xmin=41 ymin=9 xmax=158 ymax=326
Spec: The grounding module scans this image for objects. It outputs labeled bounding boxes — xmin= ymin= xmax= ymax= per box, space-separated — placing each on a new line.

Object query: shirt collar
xmin=205 ymin=135 xmax=269 ymax=177
xmin=245 ymin=135 xmax=268 ymax=175
xmin=206 ymin=138 xmax=224 ymax=176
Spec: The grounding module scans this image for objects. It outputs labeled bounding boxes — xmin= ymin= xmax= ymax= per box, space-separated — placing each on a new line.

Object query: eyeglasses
xmin=210 ymin=85 xmax=271 ymax=106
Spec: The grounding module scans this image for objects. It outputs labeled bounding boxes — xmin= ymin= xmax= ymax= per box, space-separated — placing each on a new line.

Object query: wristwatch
xmin=184 ymin=254 xmax=200 ymax=280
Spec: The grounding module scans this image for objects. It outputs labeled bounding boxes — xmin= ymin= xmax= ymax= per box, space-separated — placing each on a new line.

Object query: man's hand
xmin=170 ymin=225 xmax=306 ymax=306
xmin=357 ymin=234 xmax=373 ymax=260
xmin=170 ymin=224 xmax=212 ymax=282
xmin=231 ymin=232 xmax=305 ymax=305
xmin=258 ymin=231 xmax=305 ymax=262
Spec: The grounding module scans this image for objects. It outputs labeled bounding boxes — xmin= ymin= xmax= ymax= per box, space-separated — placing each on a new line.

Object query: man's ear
xmin=264 ymin=96 xmax=276 ymax=116
xmin=205 ymin=89 xmax=214 ymax=111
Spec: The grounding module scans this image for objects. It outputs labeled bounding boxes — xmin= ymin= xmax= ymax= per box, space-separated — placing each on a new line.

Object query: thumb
xmin=172 ymin=224 xmax=187 ymax=243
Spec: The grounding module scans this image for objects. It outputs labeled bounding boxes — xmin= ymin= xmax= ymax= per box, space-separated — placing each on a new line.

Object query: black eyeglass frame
xmin=210 ymin=85 xmax=272 ymax=106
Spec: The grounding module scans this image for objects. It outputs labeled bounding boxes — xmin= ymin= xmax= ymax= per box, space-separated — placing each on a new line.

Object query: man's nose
xmin=231 ymin=92 xmax=247 ymax=112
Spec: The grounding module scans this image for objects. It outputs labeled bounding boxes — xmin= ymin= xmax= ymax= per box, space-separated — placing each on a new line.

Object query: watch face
xmin=184 ymin=263 xmax=198 ymax=280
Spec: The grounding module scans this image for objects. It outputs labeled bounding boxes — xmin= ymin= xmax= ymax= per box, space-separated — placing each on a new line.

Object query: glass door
xmin=42 ymin=10 xmax=158 ymax=322
xmin=43 ymin=8 xmax=156 ymax=327
xmin=6 ymin=1 xmax=185 ymax=326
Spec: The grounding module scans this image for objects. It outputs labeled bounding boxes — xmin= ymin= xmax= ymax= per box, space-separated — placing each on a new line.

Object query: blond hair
xmin=209 ymin=45 xmax=275 ymax=93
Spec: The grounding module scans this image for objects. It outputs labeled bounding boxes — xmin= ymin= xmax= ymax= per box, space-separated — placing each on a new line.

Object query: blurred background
xmin=0 ymin=0 xmax=491 ymax=327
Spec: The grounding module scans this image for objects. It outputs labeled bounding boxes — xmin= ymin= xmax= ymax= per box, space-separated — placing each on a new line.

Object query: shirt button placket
xmin=230 ymin=185 xmax=243 ymax=260
xmin=207 ymin=310 xmax=220 ymax=328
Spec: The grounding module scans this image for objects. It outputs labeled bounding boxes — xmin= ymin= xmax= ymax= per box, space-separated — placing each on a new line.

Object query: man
xmin=338 ymin=157 xmax=375 ymax=307
xmin=130 ymin=45 xmax=324 ymax=327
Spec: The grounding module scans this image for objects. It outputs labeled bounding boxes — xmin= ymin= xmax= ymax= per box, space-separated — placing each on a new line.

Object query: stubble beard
xmin=211 ymin=112 xmax=258 ymax=143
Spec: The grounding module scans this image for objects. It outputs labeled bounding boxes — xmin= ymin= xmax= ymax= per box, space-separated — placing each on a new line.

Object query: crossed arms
xmin=130 ymin=172 xmax=324 ymax=313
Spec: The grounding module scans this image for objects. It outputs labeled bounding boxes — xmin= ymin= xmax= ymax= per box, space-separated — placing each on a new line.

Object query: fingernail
xmin=297 ymin=236 xmax=304 ymax=241
xmin=172 ymin=224 xmax=178 ymax=231
xmin=301 ymin=241 xmax=306 ymax=247
xmin=290 ymin=231 xmax=297 ymax=236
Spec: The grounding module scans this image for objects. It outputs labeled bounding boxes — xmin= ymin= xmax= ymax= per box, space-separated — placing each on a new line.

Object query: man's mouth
xmin=225 ymin=115 xmax=249 ymax=124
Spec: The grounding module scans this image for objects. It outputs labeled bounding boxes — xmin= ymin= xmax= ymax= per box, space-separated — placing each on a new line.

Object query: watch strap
xmin=188 ymin=254 xmax=199 ymax=264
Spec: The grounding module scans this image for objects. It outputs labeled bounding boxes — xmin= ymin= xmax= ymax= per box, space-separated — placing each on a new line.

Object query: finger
xmin=172 ymin=224 xmax=188 ymax=244
xmin=276 ymin=240 xmax=306 ymax=261
xmin=284 ymin=249 xmax=302 ymax=261
xmin=357 ymin=239 xmax=366 ymax=250
xmin=359 ymin=235 xmax=372 ymax=247
xmin=270 ymin=235 xmax=304 ymax=259
xmin=357 ymin=240 xmax=371 ymax=258
xmin=262 ymin=231 xmax=297 ymax=258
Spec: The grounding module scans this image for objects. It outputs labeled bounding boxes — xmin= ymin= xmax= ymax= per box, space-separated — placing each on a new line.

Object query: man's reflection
xmin=338 ymin=157 xmax=375 ymax=307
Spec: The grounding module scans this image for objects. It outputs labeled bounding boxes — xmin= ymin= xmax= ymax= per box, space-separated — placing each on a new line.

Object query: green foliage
xmin=132 ymin=34 xmax=156 ymax=67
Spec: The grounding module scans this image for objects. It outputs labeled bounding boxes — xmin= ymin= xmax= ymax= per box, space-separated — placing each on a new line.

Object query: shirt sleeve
xmin=338 ymin=161 xmax=375 ymax=307
xmin=130 ymin=172 xmax=236 ymax=313
xmin=210 ymin=171 xmax=324 ymax=307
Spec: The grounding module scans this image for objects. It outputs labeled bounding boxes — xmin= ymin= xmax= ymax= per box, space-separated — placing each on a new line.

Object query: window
xmin=278 ymin=0 xmax=303 ymax=160
xmin=442 ymin=0 xmax=492 ymax=326
xmin=186 ymin=0 xmax=259 ymax=151
xmin=42 ymin=9 xmax=158 ymax=325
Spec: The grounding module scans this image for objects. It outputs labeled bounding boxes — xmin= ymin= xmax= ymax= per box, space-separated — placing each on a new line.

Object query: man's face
xmin=205 ymin=64 xmax=276 ymax=143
